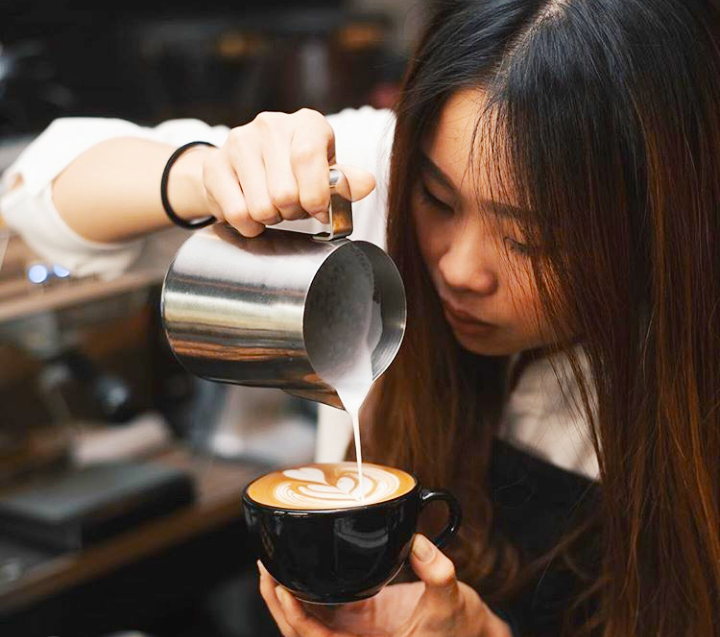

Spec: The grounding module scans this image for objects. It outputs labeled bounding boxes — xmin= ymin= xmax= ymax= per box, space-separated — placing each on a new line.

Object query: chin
xmin=453 ymin=332 xmax=521 ymax=357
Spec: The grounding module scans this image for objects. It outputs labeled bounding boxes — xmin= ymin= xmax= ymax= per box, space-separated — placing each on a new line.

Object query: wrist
xmin=165 ymin=145 xmax=214 ymax=222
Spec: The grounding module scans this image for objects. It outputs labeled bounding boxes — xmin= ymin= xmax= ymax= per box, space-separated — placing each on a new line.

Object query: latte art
xmin=278 ymin=466 xmax=398 ymax=507
xmin=247 ymin=462 xmax=416 ymax=510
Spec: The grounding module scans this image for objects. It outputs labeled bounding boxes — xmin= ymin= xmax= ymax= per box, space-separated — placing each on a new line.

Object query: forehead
xmin=425 ymin=90 xmax=484 ymax=175
xmin=423 ymin=89 xmax=508 ymax=196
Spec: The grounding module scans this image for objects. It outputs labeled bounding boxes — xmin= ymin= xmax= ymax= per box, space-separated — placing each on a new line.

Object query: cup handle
xmin=419 ymin=488 xmax=462 ymax=550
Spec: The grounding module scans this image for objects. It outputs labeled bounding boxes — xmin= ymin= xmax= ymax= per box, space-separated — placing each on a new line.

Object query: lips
xmin=441 ymin=299 xmax=494 ymax=327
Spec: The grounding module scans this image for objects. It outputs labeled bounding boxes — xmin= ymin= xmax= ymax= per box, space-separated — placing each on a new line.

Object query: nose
xmin=437 ymin=221 xmax=498 ymax=296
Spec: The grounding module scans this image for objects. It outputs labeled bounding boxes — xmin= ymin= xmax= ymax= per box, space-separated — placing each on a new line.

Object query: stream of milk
xmin=306 ymin=246 xmax=383 ymax=502
xmin=331 ymin=298 xmax=382 ymax=502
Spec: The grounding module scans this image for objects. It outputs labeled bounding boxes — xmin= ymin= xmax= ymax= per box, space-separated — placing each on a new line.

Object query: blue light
xmin=52 ymin=264 xmax=71 ymax=278
xmin=27 ymin=264 xmax=50 ymax=284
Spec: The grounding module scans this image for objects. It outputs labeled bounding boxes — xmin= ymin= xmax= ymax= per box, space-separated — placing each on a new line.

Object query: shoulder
xmin=326 ymin=106 xmax=395 ymax=137
xmin=327 ymin=107 xmax=395 ymax=167
xmin=499 ymin=345 xmax=600 ymax=481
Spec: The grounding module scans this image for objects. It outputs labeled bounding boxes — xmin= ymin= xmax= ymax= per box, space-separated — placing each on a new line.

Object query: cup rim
xmin=242 ymin=463 xmax=420 ymax=514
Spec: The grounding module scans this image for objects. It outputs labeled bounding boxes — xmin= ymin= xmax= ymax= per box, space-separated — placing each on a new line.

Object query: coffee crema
xmin=246 ymin=462 xmax=416 ymax=510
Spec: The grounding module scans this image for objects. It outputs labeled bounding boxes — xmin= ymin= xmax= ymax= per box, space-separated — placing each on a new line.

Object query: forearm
xmin=51 ymin=137 xmax=213 ymax=243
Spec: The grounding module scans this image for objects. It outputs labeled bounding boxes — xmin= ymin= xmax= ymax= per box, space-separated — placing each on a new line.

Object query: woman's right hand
xmin=199 ymin=109 xmax=377 ymax=237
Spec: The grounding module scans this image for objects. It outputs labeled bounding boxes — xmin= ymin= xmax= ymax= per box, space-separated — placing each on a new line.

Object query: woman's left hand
xmin=258 ymin=534 xmax=513 ymax=637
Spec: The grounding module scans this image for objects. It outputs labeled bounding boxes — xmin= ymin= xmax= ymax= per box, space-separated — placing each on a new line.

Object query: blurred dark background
xmin=0 ymin=0 xmax=414 ymax=136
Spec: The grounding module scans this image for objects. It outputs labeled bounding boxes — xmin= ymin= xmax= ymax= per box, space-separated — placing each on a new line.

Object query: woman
xmin=3 ymin=0 xmax=720 ymax=635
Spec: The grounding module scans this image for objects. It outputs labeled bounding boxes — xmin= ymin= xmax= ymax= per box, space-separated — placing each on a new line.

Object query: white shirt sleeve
xmin=0 ymin=118 xmax=231 ymax=279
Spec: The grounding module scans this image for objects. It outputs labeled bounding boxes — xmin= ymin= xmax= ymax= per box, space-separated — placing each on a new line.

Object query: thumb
xmin=410 ymin=534 xmax=461 ymax=609
xmin=331 ymin=164 xmax=376 ymax=203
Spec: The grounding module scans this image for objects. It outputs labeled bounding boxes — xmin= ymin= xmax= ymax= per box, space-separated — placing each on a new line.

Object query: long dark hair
xmin=364 ymin=1 xmax=720 ymax=635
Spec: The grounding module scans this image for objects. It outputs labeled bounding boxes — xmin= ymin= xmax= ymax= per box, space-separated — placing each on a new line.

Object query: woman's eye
xmin=418 ymin=181 xmax=453 ymax=213
xmin=503 ymin=236 xmax=532 ymax=257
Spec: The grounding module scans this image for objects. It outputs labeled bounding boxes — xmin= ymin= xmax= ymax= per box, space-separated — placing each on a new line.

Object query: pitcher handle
xmin=313 ymin=168 xmax=353 ymax=242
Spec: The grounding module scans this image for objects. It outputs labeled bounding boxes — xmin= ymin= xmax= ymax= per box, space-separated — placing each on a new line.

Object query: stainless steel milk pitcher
xmin=161 ymin=169 xmax=406 ymax=409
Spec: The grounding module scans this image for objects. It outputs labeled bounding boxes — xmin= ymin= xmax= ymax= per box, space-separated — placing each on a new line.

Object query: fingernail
xmin=314 ymin=211 xmax=330 ymax=224
xmin=256 ymin=560 xmax=264 ymax=575
xmin=412 ymin=534 xmax=435 ymax=562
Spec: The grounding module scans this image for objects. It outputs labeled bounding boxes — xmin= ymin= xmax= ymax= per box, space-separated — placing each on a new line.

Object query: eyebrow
xmin=419 ymin=152 xmax=456 ymax=192
xmin=418 ymin=152 xmax=530 ymax=221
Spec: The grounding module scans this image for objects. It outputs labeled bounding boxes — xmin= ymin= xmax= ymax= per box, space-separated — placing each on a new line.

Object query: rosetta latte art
xmin=275 ymin=465 xmax=402 ymax=508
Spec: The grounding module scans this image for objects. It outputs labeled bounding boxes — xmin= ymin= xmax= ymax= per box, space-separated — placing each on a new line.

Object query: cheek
xmin=507 ymin=267 xmax=550 ymax=337
xmin=411 ymin=203 xmax=449 ymax=268
xmin=507 ymin=265 xmax=535 ymax=303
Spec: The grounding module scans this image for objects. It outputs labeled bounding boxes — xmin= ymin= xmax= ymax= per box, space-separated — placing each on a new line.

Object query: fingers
xmin=275 ymin=587 xmax=356 ymax=637
xmin=410 ymin=534 xmax=464 ymax=627
xmin=203 ymin=153 xmax=264 ymax=237
xmin=258 ymin=561 xmax=299 ymax=637
xmin=203 ymin=108 xmax=376 ymax=237
xmin=229 ymin=137 xmax=284 ymax=226
xmin=331 ymin=164 xmax=376 ymax=204
xmin=290 ymin=114 xmax=335 ymax=224
xmin=262 ymin=136 xmax=305 ymax=221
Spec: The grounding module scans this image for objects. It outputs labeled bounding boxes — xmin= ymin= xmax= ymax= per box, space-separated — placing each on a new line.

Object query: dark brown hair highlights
xmin=364 ymin=1 xmax=720 ymax=635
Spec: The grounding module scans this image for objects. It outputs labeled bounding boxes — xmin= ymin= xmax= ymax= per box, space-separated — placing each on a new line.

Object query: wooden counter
xmin=0 ymin=447 xmax=269 ymax=636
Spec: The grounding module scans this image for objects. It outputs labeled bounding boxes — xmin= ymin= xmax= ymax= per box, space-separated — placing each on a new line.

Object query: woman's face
xmin=412 ymin=90 xmax=555 ymax=356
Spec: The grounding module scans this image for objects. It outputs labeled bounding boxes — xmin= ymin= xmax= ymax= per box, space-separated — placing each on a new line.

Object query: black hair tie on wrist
xmin=161 ymin=140 xmax=217 ymax=230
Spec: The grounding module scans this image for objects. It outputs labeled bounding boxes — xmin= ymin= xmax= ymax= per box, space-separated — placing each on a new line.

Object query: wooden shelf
xmin=0 ymin=447 xmax=267 ymax=615
xmin=0 ymin=269 xmax=164 ymax=323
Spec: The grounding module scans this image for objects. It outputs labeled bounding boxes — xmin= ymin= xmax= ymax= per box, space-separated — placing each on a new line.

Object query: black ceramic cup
xmin=242 ymin=467 xmax=461 ymax=604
